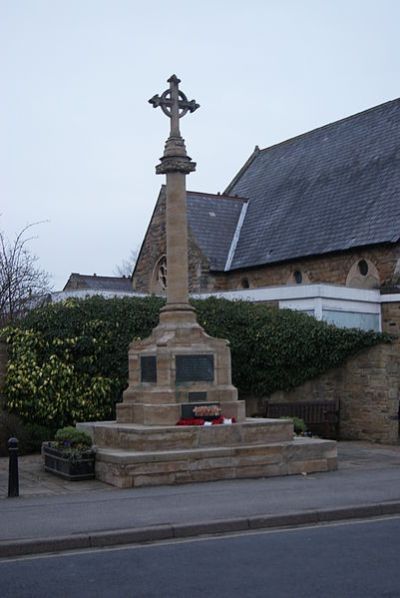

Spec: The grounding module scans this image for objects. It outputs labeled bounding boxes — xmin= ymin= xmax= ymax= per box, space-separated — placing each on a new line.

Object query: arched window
xmin=150 ymin=256 xmax=167 ymax=294
xmin=286 ymin=269 xmax=309 ymax=285
xmin=358 ymin=260 xmax=369 ymax=276
xmin=293 ymin=270 xmax=303 ymax=284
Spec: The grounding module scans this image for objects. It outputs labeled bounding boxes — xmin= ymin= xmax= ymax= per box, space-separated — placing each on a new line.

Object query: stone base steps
xmin=78 ymin=418 xmax=294 ymax=451
xmin=94 ymin=437 xmax=337 ymax=488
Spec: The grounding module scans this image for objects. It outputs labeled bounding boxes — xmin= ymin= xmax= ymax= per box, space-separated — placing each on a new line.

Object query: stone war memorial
xmin=78 ymin=76 xmax=337 ymax=487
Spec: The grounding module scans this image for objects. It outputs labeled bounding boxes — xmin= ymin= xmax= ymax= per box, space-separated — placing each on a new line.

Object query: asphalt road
xmin=1 ymin=516 xmax=400 ymax=598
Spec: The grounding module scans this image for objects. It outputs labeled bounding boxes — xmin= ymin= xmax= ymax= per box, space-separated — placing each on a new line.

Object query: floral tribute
xmin=177 ymin=404 xmax=236 ymax=426
xmin=193 ymin=405 xmax=221 ymax=418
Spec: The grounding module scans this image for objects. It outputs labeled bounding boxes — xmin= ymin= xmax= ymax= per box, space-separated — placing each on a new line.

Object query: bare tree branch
xmin=115 ymin=248 xmax=138 ymax=278
xmin=0 ymin=222 xmax=52 ymax=326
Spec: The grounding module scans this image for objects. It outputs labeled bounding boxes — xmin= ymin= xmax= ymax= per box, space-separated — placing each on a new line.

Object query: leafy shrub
xmin=292 ymin=417 xmax=307 ymax=435
xmin=1 ymin=296 xmax=162 ymax=428
xmin=51 ymin=426 xmax=93 ymax=461
xmin=54 ymin=426 xmax=92 ymax=449
xmin=280 ymin=415 xmax=307 ymax=435
xmin=0 ymin=295 xmax=389 ymax=429
xmin=194 ymin=297 xmax=389 ymax=396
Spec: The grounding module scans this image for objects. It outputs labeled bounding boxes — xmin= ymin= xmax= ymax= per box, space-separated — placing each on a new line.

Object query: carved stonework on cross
xmin=148 ymin=75 xmax=200 ymax=310
xmin=149 ymin=74 xmax=199 ymax=137
xmin=149 ymin=75 xmax=199 ymax=175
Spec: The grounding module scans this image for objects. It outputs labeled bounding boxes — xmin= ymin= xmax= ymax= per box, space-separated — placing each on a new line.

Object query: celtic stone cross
xmin=148 ymin=75 xmax=199 ymax=310
xmin=149 ymin=75 xmax=199 ymax=138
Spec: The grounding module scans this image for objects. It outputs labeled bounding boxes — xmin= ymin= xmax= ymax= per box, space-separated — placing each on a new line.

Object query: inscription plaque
xmin=175 ymin=355 xmax=214 ymax=383
xmin=141 ymin=356 xmax=157 ymax=383
xmin=188 ymin=392 xmax=207 ymax=402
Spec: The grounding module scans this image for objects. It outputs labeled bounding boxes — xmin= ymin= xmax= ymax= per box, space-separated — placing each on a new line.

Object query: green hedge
xmin=0 ymin=295 xmax=389 ymax=429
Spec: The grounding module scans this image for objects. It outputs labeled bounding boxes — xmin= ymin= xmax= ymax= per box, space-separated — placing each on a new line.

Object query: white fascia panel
xmin=380 ymin=294 xmax=400 ymax=303
xmin=193 ymin=284 xmax=380 ymax=303
xmin=224 ymin=202 xmax=248 ymax=271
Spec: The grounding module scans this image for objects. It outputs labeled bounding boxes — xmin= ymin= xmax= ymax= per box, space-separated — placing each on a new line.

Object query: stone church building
xmin=133 ymin=97 xmax=400 ymax=299
xmin=132 ymin=98 xmax=400 ymax=337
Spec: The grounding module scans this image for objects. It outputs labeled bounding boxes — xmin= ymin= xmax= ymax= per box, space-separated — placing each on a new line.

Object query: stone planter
xmin=42 ymin=443 xmax=95 ymax=481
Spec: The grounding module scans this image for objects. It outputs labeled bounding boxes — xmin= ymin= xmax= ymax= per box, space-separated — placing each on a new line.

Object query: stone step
xmin=78 ymin=418 xmax=294 ymax=452
xmin=94 ymin=437 xmax=337 ymax=488
xmin=117 ymin=398 xmax=245 ymax=426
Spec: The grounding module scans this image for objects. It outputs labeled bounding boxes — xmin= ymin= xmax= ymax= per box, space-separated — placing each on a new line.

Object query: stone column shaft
xmin=150 ymin=75 xmax=198 ymax=324
xmin=165 ymin=171 xmax=189 ymax=306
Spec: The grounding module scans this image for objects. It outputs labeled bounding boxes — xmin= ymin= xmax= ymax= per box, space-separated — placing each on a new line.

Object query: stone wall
xmin=248 ymin=342 xmax=400 ymax=444
xmin=382 ymin=302 xmax=400 ymax=336
xmin=213 ymin=244 xmax=400 ymax=292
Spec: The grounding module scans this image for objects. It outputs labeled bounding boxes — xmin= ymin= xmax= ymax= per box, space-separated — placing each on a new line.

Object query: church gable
xmin=132 ymin=187 xmax=167 ymax=293
xmin=226 ymin=98 xmax=400 ymax=271
xmin=133 ymin=188 xmax=238 ymax=293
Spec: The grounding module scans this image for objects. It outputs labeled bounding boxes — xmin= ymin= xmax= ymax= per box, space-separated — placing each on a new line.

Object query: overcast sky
xmin=1 ymin=0 xmax=399 ymax=290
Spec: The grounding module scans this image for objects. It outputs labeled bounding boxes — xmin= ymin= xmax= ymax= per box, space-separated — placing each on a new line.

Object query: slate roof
xmin=223 ymin=98 xmax=400 ymax=271
xmin=63 ymin=273 xmax=133 ymax=292
xmin=186 ymin=192 xmax=247 ymax=270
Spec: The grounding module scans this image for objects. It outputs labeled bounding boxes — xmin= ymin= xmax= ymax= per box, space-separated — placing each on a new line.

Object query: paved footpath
xmin=1 ymin=441 xmax=400 ymax=557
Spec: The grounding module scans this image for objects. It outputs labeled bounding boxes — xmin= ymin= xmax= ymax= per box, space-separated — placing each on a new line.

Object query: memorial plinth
xmin=78 ymin=75 xmax=337 ymax=487
xmin=116 ymin=74 xmax=241 ymax=426
xmin=116 ymin=320 xmax=241 ymax=426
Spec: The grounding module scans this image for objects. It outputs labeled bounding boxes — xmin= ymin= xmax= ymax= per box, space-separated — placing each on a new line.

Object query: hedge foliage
xmin=1 ymin=295 xmax=388 ymax=429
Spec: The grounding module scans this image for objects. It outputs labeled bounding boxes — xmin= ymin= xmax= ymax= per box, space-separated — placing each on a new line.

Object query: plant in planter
xmin=280 ymin=416 xmax=308 ymax=436
xmin=42 ymin=426 xmax=95 ymax=481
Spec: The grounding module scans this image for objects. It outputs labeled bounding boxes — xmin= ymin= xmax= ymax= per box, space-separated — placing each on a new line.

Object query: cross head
xmin=149 ymin=75 xmax=199 ymax=137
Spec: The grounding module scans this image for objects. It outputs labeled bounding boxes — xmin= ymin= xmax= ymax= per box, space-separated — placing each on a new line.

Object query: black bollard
xmin=8 ymin=437 xmax=19 ymax=498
